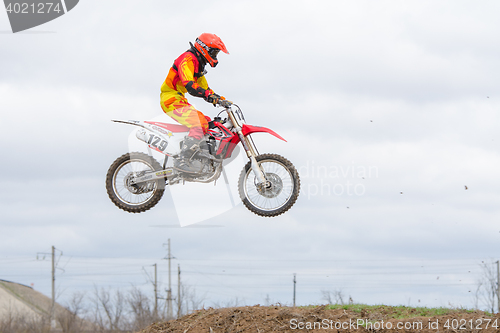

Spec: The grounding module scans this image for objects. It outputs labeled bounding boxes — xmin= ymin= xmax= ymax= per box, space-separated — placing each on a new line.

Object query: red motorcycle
xmin=105 ymin=100 xmax=300 ymax=217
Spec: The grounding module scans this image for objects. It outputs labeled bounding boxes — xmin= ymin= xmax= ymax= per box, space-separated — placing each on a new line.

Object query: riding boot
xmin=174 ymin=136 xmax=202 ymax=173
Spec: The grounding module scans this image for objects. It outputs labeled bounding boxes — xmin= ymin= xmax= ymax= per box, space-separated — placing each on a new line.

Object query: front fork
xmin=244 ymin=136 xmax=267 ymax=184
xmin=227 ymin=111 xmax=267 ymax=185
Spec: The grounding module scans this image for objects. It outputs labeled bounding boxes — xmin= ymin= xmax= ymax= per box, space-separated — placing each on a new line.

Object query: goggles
xmin=208 ymin=48 xmax=220 ymax=59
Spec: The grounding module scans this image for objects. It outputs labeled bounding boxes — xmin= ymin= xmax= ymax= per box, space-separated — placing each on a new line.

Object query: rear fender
xmin=241 ymin=124 xmax=287 ymax=142
xmin=112 ymin=119 xmax=181 ymax=156
xmin=112 ymin=119 xmax=147 ymax=128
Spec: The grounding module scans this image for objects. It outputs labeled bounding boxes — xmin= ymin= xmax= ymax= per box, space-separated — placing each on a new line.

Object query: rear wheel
xmin=106 ymin=152 xmax=165 ymax=213
xmin=238 ymin=154 xmax=300 ymax=217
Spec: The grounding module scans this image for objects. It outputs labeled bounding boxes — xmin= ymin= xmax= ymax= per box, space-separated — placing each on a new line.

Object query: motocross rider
xmin=160 ymin=33 xmax=229 ymax=173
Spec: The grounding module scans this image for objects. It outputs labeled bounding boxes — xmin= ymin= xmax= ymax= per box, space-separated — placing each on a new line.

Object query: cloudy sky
xmin=1 ymin=0 xmax=500 ymax=312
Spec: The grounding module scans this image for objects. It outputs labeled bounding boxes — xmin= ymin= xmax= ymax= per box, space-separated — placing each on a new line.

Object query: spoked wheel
xmin=238 ymin=154 xmax=300 ymax=217
xmin=106 ymin=152 xmax=165 ymax=213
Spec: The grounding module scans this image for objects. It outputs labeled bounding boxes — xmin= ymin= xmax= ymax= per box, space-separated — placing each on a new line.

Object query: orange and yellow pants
xmin=160 ymin=90 xmax=208 ymax=140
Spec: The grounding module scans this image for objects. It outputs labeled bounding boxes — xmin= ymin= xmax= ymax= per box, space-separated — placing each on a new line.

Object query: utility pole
xmin=293 ymin=273 xmax=296 ymax=307
xmin=163 ymin=239 xmax=174 ymax=319
xmin=177 ymin=264 xmax=181 ymax=318
xmin=153 ymin=263 xmax=158 ymax=319
xmin=497 ymin=260 xmax=499 ymax=314
xmin=51 ymin=246 xmax=55 ymax=328
xmin=36 ymin=246 xmax=62 ymax=328
xmin=167 ymin=239 xmax=172 ymax=319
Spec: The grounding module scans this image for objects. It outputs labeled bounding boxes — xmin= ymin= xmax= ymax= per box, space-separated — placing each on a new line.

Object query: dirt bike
xmin=105 ymin=100 xmax=300 ymax=217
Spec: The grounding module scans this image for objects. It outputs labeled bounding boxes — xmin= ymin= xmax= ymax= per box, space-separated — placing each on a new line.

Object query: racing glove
xmin=206 ymin=93 xmax=226 ymax=106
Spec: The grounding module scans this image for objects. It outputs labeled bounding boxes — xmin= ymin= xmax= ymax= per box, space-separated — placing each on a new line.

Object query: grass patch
xmin=320 ymin=304 xmax=492 ymax=319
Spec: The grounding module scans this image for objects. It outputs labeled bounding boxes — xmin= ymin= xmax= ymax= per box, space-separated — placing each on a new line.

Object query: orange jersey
xmin=161 ymin=50 xmax=214 ymax=99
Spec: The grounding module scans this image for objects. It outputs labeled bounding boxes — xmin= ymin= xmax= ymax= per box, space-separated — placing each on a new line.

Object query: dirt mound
xmin=141 ymin=305 xmax=500 ymax=332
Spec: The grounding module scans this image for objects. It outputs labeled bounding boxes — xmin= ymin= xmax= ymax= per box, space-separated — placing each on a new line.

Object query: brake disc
xmin=124 ymin=172 xmax=154 ymax=194
xmin=257 ymin=173 xmax=283 ymax=198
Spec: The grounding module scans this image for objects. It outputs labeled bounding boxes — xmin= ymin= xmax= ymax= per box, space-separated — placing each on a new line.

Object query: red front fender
xmin=241 ymin=124 xmax=287 ymax=142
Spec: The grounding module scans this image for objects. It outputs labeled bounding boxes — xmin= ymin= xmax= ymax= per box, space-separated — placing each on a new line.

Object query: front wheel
xmin=238 ymin=154 xmax=300 ymax=217
xmin=105 ymin=152 xmax=165 ymax=213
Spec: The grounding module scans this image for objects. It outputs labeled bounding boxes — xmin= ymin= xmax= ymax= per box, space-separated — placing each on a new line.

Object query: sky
xmin=1 ymin=0 xmax=500 ymax=313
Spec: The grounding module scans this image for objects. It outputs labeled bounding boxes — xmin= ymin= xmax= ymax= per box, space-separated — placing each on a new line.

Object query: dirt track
xmin=141 ymin=305 xmax=500 ymax=332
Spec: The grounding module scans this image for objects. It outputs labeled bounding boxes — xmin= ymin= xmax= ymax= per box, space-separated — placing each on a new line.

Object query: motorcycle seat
xmin=144 ymin=121 xmax=189 ymax=133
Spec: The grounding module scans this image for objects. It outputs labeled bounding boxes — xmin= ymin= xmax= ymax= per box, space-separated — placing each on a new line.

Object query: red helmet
xmin=194 ymin=33 xmax=229 ymax=68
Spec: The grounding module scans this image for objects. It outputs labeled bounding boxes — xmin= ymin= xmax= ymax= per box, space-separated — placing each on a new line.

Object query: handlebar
xmin=212 ymin=100 xmax=244 ymax=126
xmin=218 ymin=99 xmax=233 ymax=108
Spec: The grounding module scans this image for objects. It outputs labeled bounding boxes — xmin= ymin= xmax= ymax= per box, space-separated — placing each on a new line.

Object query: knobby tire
xmin=238 ymin=153 xmax=300 ymax=217
xmin=105 ymin=152 xmax=165 ymax=213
